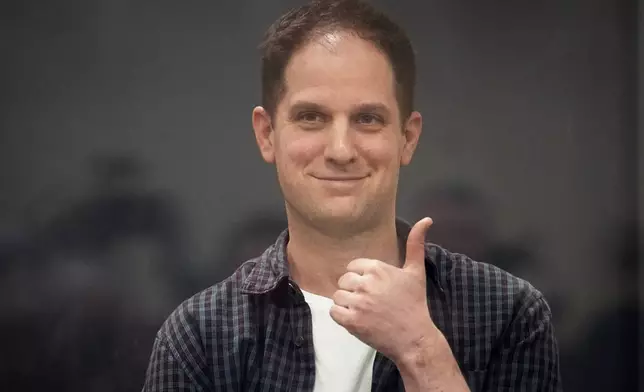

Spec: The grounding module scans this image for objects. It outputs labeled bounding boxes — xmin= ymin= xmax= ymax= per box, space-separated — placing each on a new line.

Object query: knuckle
xmin=353 ymin=295 xmax=371 ymax=312
xmin=332 ymin=291 xmax=342 ymax=304
xmin=347 ymin=258 xmax=364 ymax=270
xmin=352 ymin=318 xmax=368 ymax=335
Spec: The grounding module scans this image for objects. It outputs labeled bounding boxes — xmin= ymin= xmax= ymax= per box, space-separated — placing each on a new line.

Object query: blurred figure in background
xmin=0 ymin=155 xmax=191 ymax=391
xmin=409 ymin=181 xmax=538 ymax=277
xmin=561 ymin=220 xmax=640 ymax=391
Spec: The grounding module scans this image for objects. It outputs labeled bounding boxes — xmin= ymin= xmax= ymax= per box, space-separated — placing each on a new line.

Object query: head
xmin=252 ymin=0 xmax=423 ymax=235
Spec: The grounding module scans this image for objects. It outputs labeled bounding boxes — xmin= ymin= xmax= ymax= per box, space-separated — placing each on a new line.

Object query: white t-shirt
xmin=302 ymin=289 xmax=377 ymax=392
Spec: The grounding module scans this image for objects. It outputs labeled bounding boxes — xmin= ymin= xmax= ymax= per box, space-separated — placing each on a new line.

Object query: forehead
xmin=280 ymin=31 xmax=398 ymax=110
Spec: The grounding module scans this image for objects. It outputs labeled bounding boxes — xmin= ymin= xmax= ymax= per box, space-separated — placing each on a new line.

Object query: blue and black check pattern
xmin=143 ymin=220 xmax=561 ymax=391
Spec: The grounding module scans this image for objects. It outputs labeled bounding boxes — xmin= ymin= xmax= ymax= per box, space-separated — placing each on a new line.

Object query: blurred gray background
xmin=1 ymin=0 xmax=641 ymax=391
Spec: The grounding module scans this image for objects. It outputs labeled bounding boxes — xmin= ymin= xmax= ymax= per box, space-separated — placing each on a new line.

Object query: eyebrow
xmin=353 ymin=102 xmax=391 ymax=115
xmin=288 ymin=101 xmax=328 ymax=116
xmin=288 ymin=101 xmax=391 ymax=116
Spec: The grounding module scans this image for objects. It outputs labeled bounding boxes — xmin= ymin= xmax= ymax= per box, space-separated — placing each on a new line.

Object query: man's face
xmin=253 ymin=31 xmax=422 ymax=232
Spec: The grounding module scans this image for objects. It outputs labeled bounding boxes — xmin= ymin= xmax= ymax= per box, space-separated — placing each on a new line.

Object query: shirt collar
xmin=241 ymin=217 xmax=444 ymax=295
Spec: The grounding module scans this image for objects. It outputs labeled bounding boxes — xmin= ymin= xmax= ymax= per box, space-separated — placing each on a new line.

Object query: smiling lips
xmin=312 ymin=175 xmax=368 ymax=193
xmin=312 ymin=175 xmax=367 ymax=181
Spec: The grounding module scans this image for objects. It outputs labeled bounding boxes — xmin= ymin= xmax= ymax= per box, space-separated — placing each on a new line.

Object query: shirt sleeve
xmin=142 ymin=333 xmax=205 ymax=392
xmin=483 ymin=290 xmax=562 ymax=391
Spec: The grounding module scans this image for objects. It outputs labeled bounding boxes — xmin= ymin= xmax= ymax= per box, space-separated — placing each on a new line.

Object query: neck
xmin=285 ymin=211 xmax=402 ymax=299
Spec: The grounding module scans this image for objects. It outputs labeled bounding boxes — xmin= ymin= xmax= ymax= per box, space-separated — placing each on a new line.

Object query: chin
xmin=286 ymin=192 xmax=381 ymax=230
xmin=311 ymin=203 xmax=377 ymax=230
xmin=319 ymin=210 xmax=362 ymax=224
xmin=317 ymin=198 xmax=363 ymax=217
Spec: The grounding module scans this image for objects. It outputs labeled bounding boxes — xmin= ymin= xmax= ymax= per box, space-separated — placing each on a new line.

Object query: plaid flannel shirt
xmin=143 ymin=219 xmax=561 ymax=391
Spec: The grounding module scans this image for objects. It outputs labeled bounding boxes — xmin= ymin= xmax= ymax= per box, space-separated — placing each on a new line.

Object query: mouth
xmin=311 ymin=175 xmax=368 ymax=181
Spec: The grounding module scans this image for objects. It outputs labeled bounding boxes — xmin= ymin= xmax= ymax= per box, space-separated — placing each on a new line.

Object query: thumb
xmin=403 ymin=217 xmax=433 ymax=273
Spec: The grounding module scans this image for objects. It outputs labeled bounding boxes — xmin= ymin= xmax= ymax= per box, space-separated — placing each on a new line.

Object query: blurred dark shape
xmin=410 ymin=182 xmax=569 ymax=329
xmin=0 ymin=155 xmax=192 ymax=391
xmin=410 ymin=182 xmax=493 ymax=260
xmin=410 ymin=181 xmax=537 ymax=276
xmin=202 ymin=213 xmax=288 ymax=287
xmin=561 ymin=220 xmax=640 ymax=391
xmin=44 ymin=156 xmax=187 ymax=274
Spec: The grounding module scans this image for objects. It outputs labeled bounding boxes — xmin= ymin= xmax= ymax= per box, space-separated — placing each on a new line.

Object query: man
xmin=143 ymin=0 xmax=561 ymax=391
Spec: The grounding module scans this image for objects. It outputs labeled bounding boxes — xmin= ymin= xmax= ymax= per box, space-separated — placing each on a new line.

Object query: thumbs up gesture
xmin=330 ymin=218 xmax=442 ymax=365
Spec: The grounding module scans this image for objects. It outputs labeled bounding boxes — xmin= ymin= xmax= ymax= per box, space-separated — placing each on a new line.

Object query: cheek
xmin=279 ymin=132 xmax=324 ymax=166
xmin=358 ymin=135 xmax=402 ymax=169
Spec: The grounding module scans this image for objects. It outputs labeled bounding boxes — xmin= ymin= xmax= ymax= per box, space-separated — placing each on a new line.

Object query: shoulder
xmin=143 ymin=259 xmax=260 ymax=389
xmin=430 ymin=243 xmax=553 ymax=336
xmin=155 ymin=258 xmax=260 ymax=358
xmin=432 ymin=243 xmax=549 ymax=306
xmin=428 ymin=244 xmax=559 ymax=379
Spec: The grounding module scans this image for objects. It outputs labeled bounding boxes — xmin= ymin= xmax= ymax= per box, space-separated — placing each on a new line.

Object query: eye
xmin=297 ymin=111 xmax=325 ymax=123
xmin=355 ymin=113 xmax=384 ymax=126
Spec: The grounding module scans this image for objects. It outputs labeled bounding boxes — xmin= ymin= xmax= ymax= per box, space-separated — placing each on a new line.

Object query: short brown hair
xmin=259 ymin=0 xmax=416 ymax=120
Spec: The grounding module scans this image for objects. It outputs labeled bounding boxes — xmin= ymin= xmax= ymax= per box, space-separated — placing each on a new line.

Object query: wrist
xmin=397 ymin=328 xmax=452 ymax=377
xmin=395 ymin=326 xmax=470 ymax=392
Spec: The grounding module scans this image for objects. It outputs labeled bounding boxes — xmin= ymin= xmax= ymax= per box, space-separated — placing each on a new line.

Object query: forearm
xmin=397 ymin=333 xmax=470 ymax=392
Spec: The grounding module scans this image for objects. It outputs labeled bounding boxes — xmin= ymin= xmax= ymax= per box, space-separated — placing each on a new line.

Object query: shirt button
xmin=294 ymin=335 xmax=304 ymax=347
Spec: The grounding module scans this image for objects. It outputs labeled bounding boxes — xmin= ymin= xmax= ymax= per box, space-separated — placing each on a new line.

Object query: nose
xmin=324 ymin=120 xmax=357 ymax=165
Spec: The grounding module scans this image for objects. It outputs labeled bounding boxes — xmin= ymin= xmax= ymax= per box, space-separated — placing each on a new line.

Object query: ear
xmin=252 ymin=106 xmax=275 ymax=163
xmin=400 ymin=111 xmax=422 ymax=166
